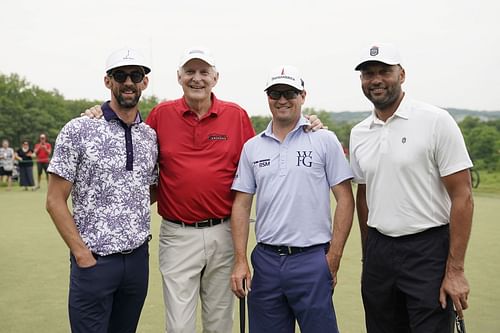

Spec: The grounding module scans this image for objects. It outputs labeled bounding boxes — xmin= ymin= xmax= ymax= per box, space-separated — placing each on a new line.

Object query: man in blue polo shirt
xmin=46 ymin=48 xmax=158 ymax=333
xmin=230 ymin=65 xmax=355 ymax=333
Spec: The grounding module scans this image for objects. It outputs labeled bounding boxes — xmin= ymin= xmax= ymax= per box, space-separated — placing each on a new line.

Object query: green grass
xmin=0 ymin=181 xmax=499 ymax=332
xmin=475 ymin=170 xmax=500 ymax=194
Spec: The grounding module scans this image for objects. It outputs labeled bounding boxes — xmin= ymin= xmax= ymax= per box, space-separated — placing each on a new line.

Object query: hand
xmin=80 ymin=105 xmax=104 ymax=119
xmin=231 ymin=261 xmax=252 ymax=298
xmin=304 ymin=114 xmax=328 ymax=132
xmin=326 ymin=252 xmax=341 ymax=288
xmin=439 ymin=267 xmax=469 ymax=318
xmin=74 ymin=250 xmax=97 ymax=268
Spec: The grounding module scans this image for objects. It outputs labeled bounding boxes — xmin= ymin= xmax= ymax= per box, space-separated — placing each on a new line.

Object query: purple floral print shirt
xmin=48 ymin=103 xmax=158 ymax=255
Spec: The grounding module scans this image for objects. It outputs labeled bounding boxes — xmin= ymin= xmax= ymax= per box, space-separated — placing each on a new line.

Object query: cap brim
xmin=179 ymin=56 xmax=215 ymax=68
xmin=354 ymin=60 xmax=400 ymax=71
xmin=264 ymin=80 xmax=303 ymax=91
xmin=106 ymin=63 xmax=151 ymax=74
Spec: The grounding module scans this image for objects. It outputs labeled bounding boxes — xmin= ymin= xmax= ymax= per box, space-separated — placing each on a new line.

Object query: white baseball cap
xmin=264 ymin=65 xmax=304 ymax=91
xmin=179 ymin=47 xmax=216 ymax=68
xmin=105 ymin=48 xmax=151 ymax=74
xmin=355 ymin=43 xmax=402 ymax=70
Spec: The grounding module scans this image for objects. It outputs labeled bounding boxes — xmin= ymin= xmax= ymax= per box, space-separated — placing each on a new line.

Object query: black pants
xmin=362 ymin=225 xmax=454 ymax=333
xmin=68 ymin=242 xmax=149 ymax=333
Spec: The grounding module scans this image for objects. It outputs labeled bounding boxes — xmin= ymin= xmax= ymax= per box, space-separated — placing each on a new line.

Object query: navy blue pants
xmin=248 ymin=243 xmax=339 ymax=333
xmin=362 ymin=226 xmax=454 ymax=333
xmin=68 ymin=242 xmax=149 ymax=333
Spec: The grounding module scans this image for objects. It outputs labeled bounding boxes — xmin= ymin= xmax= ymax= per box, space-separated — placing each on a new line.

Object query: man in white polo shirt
xmin=349 ymin=43 xmax=474 ymax=332
xmin=230 ymin=65 xmax=354 ymax=333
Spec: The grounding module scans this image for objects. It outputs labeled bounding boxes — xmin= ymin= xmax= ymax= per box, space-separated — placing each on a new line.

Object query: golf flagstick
xmin=239 ymin=279 xmax=246 ymax=333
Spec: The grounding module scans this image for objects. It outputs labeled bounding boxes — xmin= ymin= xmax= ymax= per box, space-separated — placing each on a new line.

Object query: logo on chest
xmin=253 ymin=159 xmax=271 ymax=168
xmin=208 ymin=133 xmax=228 ymax=141
xmin=296 ymin=151 xmax=313 ymax=167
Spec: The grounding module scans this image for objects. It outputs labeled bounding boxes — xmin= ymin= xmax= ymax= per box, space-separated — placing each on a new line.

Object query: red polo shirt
xmin=34 ymin=142 xmax=52 ymax=163
xmin=146 ymin=94 xmax=255 ymax=223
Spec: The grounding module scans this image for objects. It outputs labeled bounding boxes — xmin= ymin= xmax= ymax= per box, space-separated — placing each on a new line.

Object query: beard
xmin=113 ymin=87 xmax=141 ymax=109
xmin=363 ymin=84 xmax=402 ymax=111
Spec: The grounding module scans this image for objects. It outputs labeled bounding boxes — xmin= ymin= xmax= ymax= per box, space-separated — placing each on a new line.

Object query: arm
xmin=46 ymin=173 xmax=96 ymax=268
xmin=439 ymin=169 xmax=473 ymax=318
xmin=327 ymin=179 xmax=355 ymax=287
xmin=230 ymin=191 xmax=254 ymax=298
xmin=356 ymin=184 xmax=369 ymax=257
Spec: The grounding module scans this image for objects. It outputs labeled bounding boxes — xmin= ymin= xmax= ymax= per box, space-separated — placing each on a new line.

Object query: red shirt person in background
xmin=34 ymin=133 xmax=52 ymax=189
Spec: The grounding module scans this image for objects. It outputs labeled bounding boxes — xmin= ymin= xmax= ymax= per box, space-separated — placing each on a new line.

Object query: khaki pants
xmin=159 ymin=219 xmax=235 ymax=333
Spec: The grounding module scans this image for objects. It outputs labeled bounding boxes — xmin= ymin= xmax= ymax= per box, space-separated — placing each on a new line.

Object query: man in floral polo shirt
xmin=46 ymin=48 xmax=158 ymax=333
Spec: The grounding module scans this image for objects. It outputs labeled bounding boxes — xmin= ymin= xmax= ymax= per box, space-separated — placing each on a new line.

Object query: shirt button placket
xmin=279 ymin=144 xmax=287 ymax=176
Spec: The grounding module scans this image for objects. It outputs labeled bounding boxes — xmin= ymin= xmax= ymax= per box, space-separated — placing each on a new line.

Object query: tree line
xmin=1 ymin=73 xmax=499 ymax=171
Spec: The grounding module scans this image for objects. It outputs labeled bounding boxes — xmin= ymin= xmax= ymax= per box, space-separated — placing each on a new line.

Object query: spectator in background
xmin=34 ymin=133 xmax=52 ymax=189
xmin=0 ymin=139 xmax=15 ymax=191
xmin=15 ymin=140 xmax=35 ymax=190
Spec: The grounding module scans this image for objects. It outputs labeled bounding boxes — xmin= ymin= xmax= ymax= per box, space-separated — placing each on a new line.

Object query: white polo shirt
xmin=232 ymin=116 xmax=353 ymax=247
xmin=349 ymin=96 xmax=472 ymax=237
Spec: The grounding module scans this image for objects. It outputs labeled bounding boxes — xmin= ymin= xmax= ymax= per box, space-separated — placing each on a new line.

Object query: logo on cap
xmin=370 ymin=46 xmax=379 ymax=56
xmin=123 ymin=50 xmax=134 ymax=60
xmin=189 ymin=49 xmax=204 ymax=55
xmin=272 ymin=68 xmax=296 ymax=82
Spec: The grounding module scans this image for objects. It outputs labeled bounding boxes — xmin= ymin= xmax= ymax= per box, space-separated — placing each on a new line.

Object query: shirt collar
xmin=369 ymin=94 xmax=410 ymax=128
xmin=180 ymin=93 xmax=220 ymax=118
xmin=102 ymin=101 xmax=142 ymax=125
xmin=262 ymin=115 xmax=309 ymax=138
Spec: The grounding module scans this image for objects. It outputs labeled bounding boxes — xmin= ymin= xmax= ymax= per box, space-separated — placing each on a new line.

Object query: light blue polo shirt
xmin=232 ymin=116 xmax=353 ymax=247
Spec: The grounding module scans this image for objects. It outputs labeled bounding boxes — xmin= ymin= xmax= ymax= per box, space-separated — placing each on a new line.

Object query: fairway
xmin=0 ymin=184 xmax=499 ymax=332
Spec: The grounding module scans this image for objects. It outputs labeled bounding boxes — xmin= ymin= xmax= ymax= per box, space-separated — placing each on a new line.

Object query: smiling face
xmin=267 ymin=84 xmax=306 ymax=127
xmin=360 ymin=62 xmax=405 ymax=116
xmin=177 ymin=59 xmax=218 ymax=104
xmin=105 ymin=65 xmax=148 ymax=109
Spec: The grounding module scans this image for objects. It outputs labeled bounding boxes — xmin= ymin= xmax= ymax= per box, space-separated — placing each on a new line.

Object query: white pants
xmin=159 ymin=219 xmax=235 ymax=333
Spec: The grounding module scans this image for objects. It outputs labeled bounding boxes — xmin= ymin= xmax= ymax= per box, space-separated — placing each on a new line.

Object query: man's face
xmin=177 ymin=59 xmax=218 ymax=103
xmin=360 ymin=63 xmax=405 ymax=111
xmin=105 ymin=65 xmax=148 ymax=109
xmin=266 ymin=84 xmax=305 ymax=126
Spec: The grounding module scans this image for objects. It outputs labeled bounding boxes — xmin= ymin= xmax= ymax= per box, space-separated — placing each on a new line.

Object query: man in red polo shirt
xmin=146 ymin=47 xmax=255 ymax=333
xmin=34 ymin=133 xmax=52 ymax=189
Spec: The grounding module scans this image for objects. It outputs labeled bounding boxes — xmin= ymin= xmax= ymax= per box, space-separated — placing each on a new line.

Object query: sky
xmin=1 ymin=0 xmax=499 ymax=116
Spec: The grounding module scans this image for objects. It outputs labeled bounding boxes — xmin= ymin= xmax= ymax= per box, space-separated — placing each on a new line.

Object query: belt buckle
xmin=277 ymin=246 xmax=290 ymax=256
xmin=194 ymin=219 xmax=208 ymax=229
xmin=120 ymin=249 xmax=133 ymax=254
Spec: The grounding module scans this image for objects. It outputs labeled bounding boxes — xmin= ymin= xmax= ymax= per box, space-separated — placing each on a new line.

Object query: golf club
xmin=239 ymin=279 xmax=246 ymax=333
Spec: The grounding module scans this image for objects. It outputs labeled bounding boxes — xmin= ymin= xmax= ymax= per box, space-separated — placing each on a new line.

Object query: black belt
xmin=258 ymin=242 xmax=329 ymax=256
xmin=166 ymin=217 xmax=229 ymax=229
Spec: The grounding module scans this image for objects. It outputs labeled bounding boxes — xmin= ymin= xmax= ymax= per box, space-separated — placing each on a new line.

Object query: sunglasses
xmin=267 ymin=90 xmax=300 ymax=100
xmin=110 ymin=70 xmax=145 ymax=83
